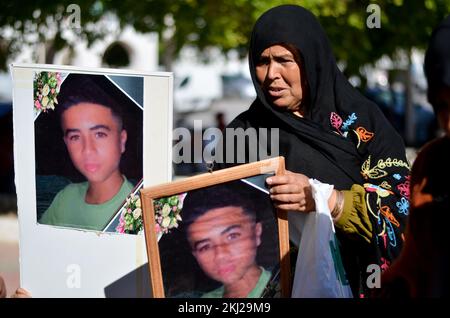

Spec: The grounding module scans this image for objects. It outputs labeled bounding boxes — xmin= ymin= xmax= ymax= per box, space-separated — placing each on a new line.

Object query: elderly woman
xmin=216 ymin=5 xmax=410 ymax=297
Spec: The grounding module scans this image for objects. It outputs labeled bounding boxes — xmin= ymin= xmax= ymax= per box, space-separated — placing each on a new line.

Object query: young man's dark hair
xmin=57 ymin=74 xmax=126 ymax=130
xmin=181 ymin=180 xmax=261 ymax=229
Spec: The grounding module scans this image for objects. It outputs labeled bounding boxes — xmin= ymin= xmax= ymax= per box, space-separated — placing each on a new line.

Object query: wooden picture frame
xmin=140 ymin=157 xmax=290 ymax=298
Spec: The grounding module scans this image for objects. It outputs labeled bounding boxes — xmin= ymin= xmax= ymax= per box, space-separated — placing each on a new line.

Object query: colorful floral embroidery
xmin=376 ymin=158 xmax=410 ymax=170
xmin=330 ymin=112 xmax=343 ymax=135
xmin=366 ymin=192 xmax=381 ymax=219
xmin=380 ymin=205 xmax=400 ymax=228
xmin=356 ymin=126 xmax=374 ymax=142
xmin=380 ymin=181 xmax=392 ymax=190
xmin=380 ymin=232 xmax=387 ymax=249
xmin=380 ymin=257 xmax=391 ymax=271
xmin=364 ymin=183 xmax=393 ymax=197
xmin=361 ymin=156 xmax=410 ymax=180
xmin=397 ymin=181 xmax=410 ymax=199
xmin=327 ymin=109 xmax=408 ymax=273
xmin=396 ymin=197 xmax=409 ymax=215
xmin=330 ymin=112 xmax=359 ymax=136
xmin=342 ymin=113 xmax=357 ymax=131
xmin=361 ymin=156 xmax=388 ymax=179
xmin=385 ymin=219 xmax=397 ymax=247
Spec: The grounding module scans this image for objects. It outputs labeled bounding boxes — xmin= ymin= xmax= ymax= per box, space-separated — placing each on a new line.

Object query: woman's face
xmin=256 ymin=45 xmax=304 ymax=115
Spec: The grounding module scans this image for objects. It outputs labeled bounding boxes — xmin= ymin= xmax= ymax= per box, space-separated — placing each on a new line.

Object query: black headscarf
xmin=424 ymin=15 xmax=450 ymax=108
xmin=217 ymin=5 xmax=410 ymax=296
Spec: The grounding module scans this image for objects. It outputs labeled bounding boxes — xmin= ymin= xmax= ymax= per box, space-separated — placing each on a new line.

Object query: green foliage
xmin=1 ymin=0 xmax=449 ymax=75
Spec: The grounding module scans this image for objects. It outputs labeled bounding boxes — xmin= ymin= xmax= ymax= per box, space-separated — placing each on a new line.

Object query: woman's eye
xmin=279 ymin=58 xmax=293 ymax=64
xmin=257 ymin=57 xmax=270 ymax=66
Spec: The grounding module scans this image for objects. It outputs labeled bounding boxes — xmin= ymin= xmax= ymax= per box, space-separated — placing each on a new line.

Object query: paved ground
xmin=0 ymin=212 xmax=20 ymax=297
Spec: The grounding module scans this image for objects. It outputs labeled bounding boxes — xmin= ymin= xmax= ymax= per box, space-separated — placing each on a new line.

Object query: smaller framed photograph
xmin=140 ymin=157 xmax=290 ymax=298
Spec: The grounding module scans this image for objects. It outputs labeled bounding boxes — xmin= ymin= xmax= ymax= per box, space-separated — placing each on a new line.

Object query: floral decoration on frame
xmin=153 ymin=193 xmax=186 ymax=239
xmin=116 ymin=193 xmax=143 ymax=234
xmin=33 ymin=71 xmax=62 ymax=113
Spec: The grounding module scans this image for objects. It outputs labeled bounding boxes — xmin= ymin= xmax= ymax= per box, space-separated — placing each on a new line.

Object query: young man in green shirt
xmin=39 ymin=74 xmax=133 ymax=231
xmin=181 ymin=181 xmax=272 ymax=298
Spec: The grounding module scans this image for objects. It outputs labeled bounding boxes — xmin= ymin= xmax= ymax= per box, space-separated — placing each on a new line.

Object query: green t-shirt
xmin=201 ymin=267 xmax=272 ymax=298
xmin=39 ymin=177 xmax=134 ymax=231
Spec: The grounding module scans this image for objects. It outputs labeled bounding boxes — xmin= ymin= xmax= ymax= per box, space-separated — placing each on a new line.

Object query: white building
xmin=0 ymin=18 xmax=159 ymax=103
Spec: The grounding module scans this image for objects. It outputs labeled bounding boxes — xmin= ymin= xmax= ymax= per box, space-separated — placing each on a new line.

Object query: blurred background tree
xmin=2 ymin=0 xmax=449 ymax=74
xmin=1 ymin=0 xmax=449 ymax=146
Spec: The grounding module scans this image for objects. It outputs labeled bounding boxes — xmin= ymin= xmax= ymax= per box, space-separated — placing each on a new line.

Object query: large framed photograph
xmin=33 ymin=71 xmax=144 ymax=233
xmin=140 ymin=157 xmax=290 ymax=298
xmin=11 ymin=63 xmax=172 ymax=297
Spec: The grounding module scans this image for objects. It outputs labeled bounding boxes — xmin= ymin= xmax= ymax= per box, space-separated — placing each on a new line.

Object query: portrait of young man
xmin=34 ymin=73 xmax=143 ymax=231
xmin=157 ymin=179 xmax=280 ymax=298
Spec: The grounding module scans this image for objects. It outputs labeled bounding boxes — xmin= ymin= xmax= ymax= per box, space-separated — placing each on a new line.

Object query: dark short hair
xmin=57 ymin=73 xmax=126 ymax=130
xmin=424 ymin=16 xmax=450 ymax=112
xmin=181 ymin=180 xmax=266 ymax=231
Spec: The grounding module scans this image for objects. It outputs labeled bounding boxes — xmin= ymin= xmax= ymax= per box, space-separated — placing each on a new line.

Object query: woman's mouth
xmin=267 ymin=87 xmax=286 ymax=97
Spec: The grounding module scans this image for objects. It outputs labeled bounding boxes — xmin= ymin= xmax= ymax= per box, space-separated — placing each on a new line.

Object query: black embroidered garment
xmin=215 ymin=5 xmax=410 ymax=296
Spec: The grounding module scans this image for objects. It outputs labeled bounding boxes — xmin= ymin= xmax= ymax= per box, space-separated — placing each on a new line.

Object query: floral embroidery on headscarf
xmin=330 ymin=112 xmax=358 ymax=137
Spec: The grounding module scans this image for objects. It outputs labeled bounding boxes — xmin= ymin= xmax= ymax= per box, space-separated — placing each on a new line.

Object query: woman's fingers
xmin=266 ymin=175 xmax=291 ymax=185
xmin=274 ymin=202 xmax=312 ymax=212
xmin=267 ymin=171 xmax=309 ymax=186
xmin=269 ymin=183 xmax=302 ymax=195
xmin=267 ymin=170 xmax=315 ymax=213
xmin=0 ymin=277 xmax=6 ymax=298
xmin=274 ymin=203 xmax=302 ymax=211
xmin=270 ymin=193 xmax=303 ymax=203
xmin=10 ymin=288 xmax=31 ymax=298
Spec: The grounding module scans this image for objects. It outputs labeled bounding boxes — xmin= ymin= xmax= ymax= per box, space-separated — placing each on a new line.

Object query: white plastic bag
xmin=290 ymin=179 xmax=353 ymax=298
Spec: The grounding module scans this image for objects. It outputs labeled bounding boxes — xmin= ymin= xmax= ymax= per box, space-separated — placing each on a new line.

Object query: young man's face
xmin=62 ymin=103 xmax=127 ymax=184
xmin=187 ymin=206 xmax=262 ymax=286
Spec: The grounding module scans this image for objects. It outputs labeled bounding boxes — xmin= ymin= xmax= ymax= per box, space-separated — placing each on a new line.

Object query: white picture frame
xmin=10 ymin=63 xmax=173 ymax=297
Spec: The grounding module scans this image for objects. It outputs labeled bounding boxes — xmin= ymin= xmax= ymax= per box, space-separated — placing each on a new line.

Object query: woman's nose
xmin=267 ymin=61 xmax=280 ymax=80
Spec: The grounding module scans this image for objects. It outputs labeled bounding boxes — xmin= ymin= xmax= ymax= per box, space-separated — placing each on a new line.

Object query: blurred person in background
xmin=377 ymin=15 xmax=450 ymax=298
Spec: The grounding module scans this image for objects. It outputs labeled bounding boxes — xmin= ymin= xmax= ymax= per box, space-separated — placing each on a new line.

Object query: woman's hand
xmin=266 ymin=170 xmax=316 ymax=213
xmin=10 ymin=288 xmax=31 ymax=298
xmin=0 ymin=276 xmax=6 ymax=298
